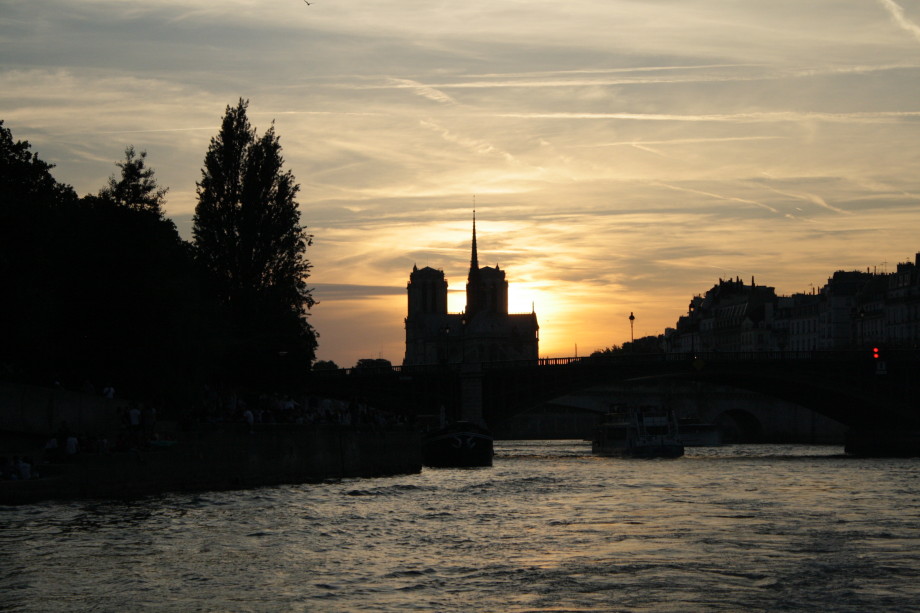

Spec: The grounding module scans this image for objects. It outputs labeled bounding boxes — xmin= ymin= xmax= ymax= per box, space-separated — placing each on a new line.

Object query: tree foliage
xmin=1 ymin=121 xmax=76 ymax=381
xmin=0 ymin=120 xmax=77 ymax=209
xmin=0 ymin=121 xmax=219 ymax=398
xmin=590 ymin=335 xmax=664 ymax=358
xmin=193 ymin=99 xmax=317 ymax=380
xmin=312 ymin=360 xmax=340 ymax=371
xmin=98 ymin=145 xmax=168 ymax=217
xmin=2 ymin=112 xmax=321 ymax=399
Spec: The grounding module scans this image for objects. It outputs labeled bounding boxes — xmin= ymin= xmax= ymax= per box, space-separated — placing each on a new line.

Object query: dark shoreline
xmin=1 ymin=424 xmax=422 ymax=505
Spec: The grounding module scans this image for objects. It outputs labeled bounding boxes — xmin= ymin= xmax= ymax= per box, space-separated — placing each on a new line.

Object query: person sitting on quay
xmin=15 ymin=456 xmax=33 ymax=480
xmin=142 ymin=402 xmax=157 ymax=439
xmin=1 ymin=456 xmax=35 ymax=480
xmin=65 ymin=434 xmax=79 ymax=458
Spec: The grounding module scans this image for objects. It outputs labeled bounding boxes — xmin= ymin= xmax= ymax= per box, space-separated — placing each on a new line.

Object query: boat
xmin=422 ymin=421 xmax=494 ymax=467
xmin=592 ymin=405 xmax=684 ymax=458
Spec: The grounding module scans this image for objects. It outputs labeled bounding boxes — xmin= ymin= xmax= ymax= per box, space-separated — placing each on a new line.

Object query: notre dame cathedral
xmin=404 ymin=215 xmax=539 ymax=366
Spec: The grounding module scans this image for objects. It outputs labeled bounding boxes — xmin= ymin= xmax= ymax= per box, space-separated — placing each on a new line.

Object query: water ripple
xmin=3 ymin=442 xmax=920 ymax=612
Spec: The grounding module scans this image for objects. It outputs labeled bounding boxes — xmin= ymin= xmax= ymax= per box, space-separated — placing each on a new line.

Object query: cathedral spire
xmin=470 ymin=209 xmax=479 ymax=273
xmin=466 ymin=209 xmax=483 ymax=316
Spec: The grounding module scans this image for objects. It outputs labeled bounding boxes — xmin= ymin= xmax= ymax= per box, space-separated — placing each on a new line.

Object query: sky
xmin=3 ymin=0 xmax=920 ymax=368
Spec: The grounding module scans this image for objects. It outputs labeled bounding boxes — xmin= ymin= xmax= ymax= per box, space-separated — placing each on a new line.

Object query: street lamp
xmin=688 ymin=301 xmax=696 ymax=357
xmin=441 ymin=324 xmax=451 ymax=365
xmin=460 ymin=315 xmax=467 ymax=363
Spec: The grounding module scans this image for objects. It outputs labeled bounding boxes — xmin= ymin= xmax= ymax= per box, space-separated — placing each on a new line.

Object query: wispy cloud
xmin=759 ymin=186 xmax=848 ymax=215
xmin=653 ymin=182 xmax=784 ymax=216
xmin=419 ymin=119 xmax=517 ymax=163
xmin=312 ymin=283 xmax=405 ymax=300
xmin=387 ymin=78 xmax=458 ymax=105
xmin=496 ymin=111 xmax=920 ymax=124
xmin=878 ymin=0 xmax=920 ymax=43
xmin=351 ymin=63 xmax=920 ymax=92
xmin=578 ymin=136 xmax=786 ymax=148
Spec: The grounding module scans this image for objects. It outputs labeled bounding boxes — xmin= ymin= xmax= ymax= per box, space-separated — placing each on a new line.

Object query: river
xmin=2 ymin=441 xmax=920 ymax=612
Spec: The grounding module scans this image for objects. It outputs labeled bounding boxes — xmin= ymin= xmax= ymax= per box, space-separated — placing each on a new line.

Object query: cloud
xmin=387 ymin=78 xmax=457 ymax=105
xmin=878 ymin=0 xmax=920 ymax=43
xmin=313 ymin=284 xmax=406 ymax=300
xmin=418 ymin=119 xmax=517 ymax=163
xmin=495 ymin=111 xmax=920 ymax=124
xmin=758 ymin=186 xmax=848 ymax=215
xmin=653 ymin=182 xmax=784 ymax=216
xmin=577 ymin=136 xmax=786 ymax=148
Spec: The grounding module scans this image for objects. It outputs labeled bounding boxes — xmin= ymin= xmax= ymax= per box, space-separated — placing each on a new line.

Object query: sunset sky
xmin=3 ymin=0 xmax=920 ymax=367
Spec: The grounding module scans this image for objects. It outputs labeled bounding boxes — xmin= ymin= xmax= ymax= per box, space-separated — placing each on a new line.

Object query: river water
xmin=2 ymin=441 xmax=920 ymax=612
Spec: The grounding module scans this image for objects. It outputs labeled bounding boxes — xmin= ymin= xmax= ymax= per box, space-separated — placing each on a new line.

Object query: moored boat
xmin=422 ymin=421 xmax=494 ymax=467
xmin=592 ymin=405 xmax=684 ymax=458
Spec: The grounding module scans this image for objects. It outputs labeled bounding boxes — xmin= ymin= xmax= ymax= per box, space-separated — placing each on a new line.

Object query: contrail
xmin=760 ymin=185 xmax=848 ymax=215
xmin=495 ymin=110 xmax=920 ymax=123
xmin=653 ymin=182 xmax=784 ymax=216
xmin=878 ymin=0 xmax=920 ymax=43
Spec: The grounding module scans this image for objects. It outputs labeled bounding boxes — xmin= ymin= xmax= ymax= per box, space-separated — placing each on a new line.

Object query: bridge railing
xmin=479 ymin=351 xmax=857 ymax=370
xmin=310 ymin=349 xmax=919 ymax=377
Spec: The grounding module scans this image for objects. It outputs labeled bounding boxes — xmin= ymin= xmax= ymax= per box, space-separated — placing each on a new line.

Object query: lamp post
xmin=688 ymin=301 xmax=696 ymax=357
xmin=441 ymin=324 xmax=451 ymax=366
xmin=858 ymin=308 xmax=866 ymax=349
xmin=460 ymin=315 xmax=467 ymax=364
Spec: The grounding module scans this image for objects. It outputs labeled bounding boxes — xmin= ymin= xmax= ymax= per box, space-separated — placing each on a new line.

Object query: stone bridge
xmin=310 ymin=350 xmax=920 ymax=454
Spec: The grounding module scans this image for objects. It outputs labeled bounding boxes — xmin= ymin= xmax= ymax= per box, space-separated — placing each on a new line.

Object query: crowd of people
xmin=0 ymin=455 xmax=35 ymax=481
xmin=195 ymin=385 xmax=410 ymax=430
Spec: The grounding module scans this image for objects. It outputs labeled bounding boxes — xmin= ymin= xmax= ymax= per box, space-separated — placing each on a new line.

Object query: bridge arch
xmin=487 ymin=377 xmax=844 ymax=443
xmin=309 ymin=351 xmax=919 ymax=452
xmin=480 ymin=353 xmax=919 ymax=436
xmin=714 ymin=409 xmax=764 ymax=443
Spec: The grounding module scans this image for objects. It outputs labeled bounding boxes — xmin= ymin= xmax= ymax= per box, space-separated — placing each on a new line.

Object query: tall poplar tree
xmin=193 ymin=99 xmax=317 ymax=377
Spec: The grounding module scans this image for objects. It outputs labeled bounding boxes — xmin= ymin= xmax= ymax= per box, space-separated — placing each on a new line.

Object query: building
xmin=404 ymin=215 xmax=539 ymax=366
xmin=665 ymin=252 xmax=920 ymax=355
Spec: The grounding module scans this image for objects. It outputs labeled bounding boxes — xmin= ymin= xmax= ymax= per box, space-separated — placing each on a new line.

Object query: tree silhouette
xmin=193 ymin=99 xmax=317 ymax=381
xmin=98 ymin=146 xmax=168 ymax=217
xmin=1 ymin=121 xmax=79 ymax=380
xmin=1 ymin=121 xmax=222 ymax=398
xmin=313 ymin=359 xmax=340 ymax=371
xmin=0 ymin=120 xmax=77 ymax=209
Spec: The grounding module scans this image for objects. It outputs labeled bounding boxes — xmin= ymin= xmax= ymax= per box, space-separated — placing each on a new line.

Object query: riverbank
xmin=1 ymin=423 xmax=422 ymax=505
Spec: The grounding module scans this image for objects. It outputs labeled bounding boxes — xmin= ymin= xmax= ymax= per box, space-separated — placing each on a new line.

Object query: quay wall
xmin=0 ymin=381 xmax=123 ymax=441
xmin=2 ymin=424 xmax=422 ymax=505
xmin=1 ymin=382 xmax=422 ymax=504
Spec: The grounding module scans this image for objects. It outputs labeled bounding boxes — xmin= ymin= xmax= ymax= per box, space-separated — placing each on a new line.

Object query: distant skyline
xmin=3 ymin=0 xmax=920 ymax=367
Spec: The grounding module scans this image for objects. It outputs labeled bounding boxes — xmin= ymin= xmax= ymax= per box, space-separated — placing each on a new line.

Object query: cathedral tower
xmin=404 ymin=213 xmax=538 ymax=366
xmin=407 ymin=264 xmax=448 ymax=316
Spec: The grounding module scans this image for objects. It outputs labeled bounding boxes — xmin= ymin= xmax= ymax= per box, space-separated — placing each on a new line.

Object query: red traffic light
xmin=872 ymin=347 xmax=880 ymax=359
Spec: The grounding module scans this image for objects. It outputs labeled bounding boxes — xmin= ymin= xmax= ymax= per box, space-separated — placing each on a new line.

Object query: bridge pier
xmin=460 ymin=363 xmax=485 ymax=425
xmin=845 ymin=428 xmax=920 ymax=457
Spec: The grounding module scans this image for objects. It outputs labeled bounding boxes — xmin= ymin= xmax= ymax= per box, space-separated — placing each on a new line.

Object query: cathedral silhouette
xmin=404 ymin=214 xmax=540 ymax=365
